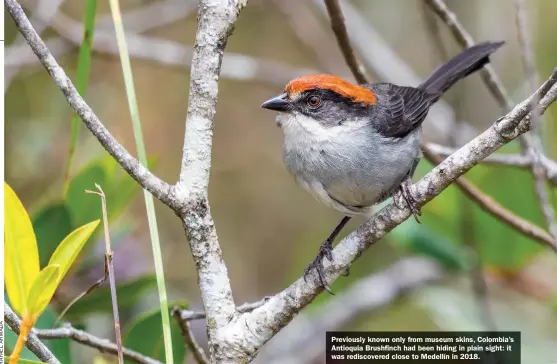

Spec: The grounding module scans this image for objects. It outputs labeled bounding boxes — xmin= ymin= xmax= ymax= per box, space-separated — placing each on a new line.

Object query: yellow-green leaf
xmin=4 ymin=183 xmax=40 ymax=316
xmin=26 ymin=265 xmax=61 ymax=317
xmin=48 ymin=220 xmax=100 ymax=282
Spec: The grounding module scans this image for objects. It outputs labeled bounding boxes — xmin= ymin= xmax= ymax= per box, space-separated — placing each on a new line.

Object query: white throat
xmin=277 ymin=112 xmax=348 ymax=144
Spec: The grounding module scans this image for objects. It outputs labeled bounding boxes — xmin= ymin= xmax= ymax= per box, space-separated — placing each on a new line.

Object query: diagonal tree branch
xmin=171 ymin=308 xmax=210 ymax=364
xmin=425 ymin=143 xmax=557 ymax=186
xmin=228 ymin=68 xmax=557 ymax=361
xmin=34 ymin=326 xmax=162 ymax=364
xmin=422 ymin=145 xmax=557 ymax=250
xmin=257 ymin=257 xmax=443 ymax=364
xmin=4 ymin=0 xmax=175 ymax=209
xmin=323 ymin=0 xmax=369 ymax=83
xmin=4 ymin=304 xmax=61 ymax=364
xmin=423 ymin=0 xmax=513 ymax=111
xmin=4 ymin=0 xmax=65 ymax=91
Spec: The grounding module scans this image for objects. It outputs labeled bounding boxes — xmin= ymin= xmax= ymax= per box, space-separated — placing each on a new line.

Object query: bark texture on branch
xmin=171 ymin=0 xmax=248 ymax=362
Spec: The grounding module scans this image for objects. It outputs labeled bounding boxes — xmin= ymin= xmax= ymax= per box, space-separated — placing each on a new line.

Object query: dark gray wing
xmin=367 ymin=83 xmax=441 ymax=138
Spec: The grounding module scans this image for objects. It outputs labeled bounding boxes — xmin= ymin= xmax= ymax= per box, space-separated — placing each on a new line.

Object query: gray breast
xmin=282 ymin=114 xmax=421 ymax=215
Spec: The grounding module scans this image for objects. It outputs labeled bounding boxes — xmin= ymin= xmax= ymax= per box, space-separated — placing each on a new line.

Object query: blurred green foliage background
xmin=4 ymin=0 xmax=557 ymax=362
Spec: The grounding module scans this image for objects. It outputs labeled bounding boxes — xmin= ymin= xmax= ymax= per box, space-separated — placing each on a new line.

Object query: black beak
xmin=261 ymin=93 xmax=290 ymax=112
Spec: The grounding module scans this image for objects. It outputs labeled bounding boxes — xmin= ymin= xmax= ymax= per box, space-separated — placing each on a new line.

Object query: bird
xmin=260 ymin=41 xmax=504 ymax=293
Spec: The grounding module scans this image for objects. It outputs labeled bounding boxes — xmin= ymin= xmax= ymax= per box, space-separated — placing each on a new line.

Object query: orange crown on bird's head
xmin=284 ymin=74 xmax=376 ymax=105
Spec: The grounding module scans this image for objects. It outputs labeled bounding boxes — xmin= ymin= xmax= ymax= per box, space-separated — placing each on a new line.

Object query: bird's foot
xmin=304 ymin=241 xmax=336 ymax=294
xmin=395 ymin=178 xmax=422 ymax=223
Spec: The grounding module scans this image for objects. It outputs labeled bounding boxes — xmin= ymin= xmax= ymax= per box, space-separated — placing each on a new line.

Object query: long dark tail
xmin=419 ymin=41 xmax=504 ymax=94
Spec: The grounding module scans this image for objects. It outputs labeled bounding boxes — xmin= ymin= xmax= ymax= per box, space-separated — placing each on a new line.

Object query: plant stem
xmin=107 ymin=0 xmax=174 ymax=362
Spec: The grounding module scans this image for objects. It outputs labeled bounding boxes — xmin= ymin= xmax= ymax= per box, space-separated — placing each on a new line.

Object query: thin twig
xmin=33 ymin=324 xmax=163 ymax=364
xmin=515 ymin=0 xmax=557 ymax=242
xmin=175 ymin=297 xmax=270 ymax=321
xmin=273 ymin=0 xmax=349 ymax=78
xmin=171 ymin=308 xmax=209 ymax=364
xmin=4 ymin=304 xmax=61 ymax=364
xmin=421 ymin=0 xmax=449 ymax=61
xmin=4 ymin=0 xmax=176 ymax=209
xmin=54 ymin=256 xmax=108 ymax=326
xmin=86 ymin=184 xmax=124 ymax=363
xmin=323 ymin=0 xmax=369 ymax=83
xmin=422 ymin=145 xmax=557 ymax=251
xmin=423 ymin=0 xmax=513 ymax=111
xmin=425 ymin=143 xmax=557 ymax=185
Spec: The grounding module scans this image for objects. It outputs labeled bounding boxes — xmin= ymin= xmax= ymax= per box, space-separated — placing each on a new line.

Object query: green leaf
xmin=48 ymin=220 xmax=100 ymax=282
xmin=66 ymin=154 xmax=150 ymax=230
xmin=101 ymin=154 xmax=156 ymax=218
xmin=32 ymin=202 xmax=73 ymax=268
xmin=4 ymin=357 xmax=45 ymax=364
xmin=26 ymin=265 xmax=61 ymax=317
xmin=63 ymin=275 xmax=157 ymax=320
xmin=4 ymin=182 xmax=40 ymax=316
xmin=467 ymin=164 xmax=547 ymax=270
xmin=392 ymin=221 xmax=471 ymax=271
xmin=123 ymin=303 xmax=187 ymax=364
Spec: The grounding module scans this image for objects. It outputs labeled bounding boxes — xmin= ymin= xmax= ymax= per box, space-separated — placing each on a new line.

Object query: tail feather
xmin=419 ymin=41 xmax=504 ymax=94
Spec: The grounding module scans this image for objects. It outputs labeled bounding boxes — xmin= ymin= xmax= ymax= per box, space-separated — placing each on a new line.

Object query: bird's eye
xmin=307 ymin=95 xmax=321 ymax=108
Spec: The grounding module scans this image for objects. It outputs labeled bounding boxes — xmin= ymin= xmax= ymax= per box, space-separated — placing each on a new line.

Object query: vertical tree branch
xmin=172 ymin=0 xmax=247 ymax=361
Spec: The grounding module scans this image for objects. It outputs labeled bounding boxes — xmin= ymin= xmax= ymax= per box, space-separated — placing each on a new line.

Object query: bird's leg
xmin=395 ymin=176 xmax=421 ymax=223
xmin=304 ymin=216 xmax=351 ymax=294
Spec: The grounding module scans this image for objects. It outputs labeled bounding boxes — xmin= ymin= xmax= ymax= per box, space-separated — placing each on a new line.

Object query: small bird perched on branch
xmin=261 ymin=41 xmax=504 ymax=293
